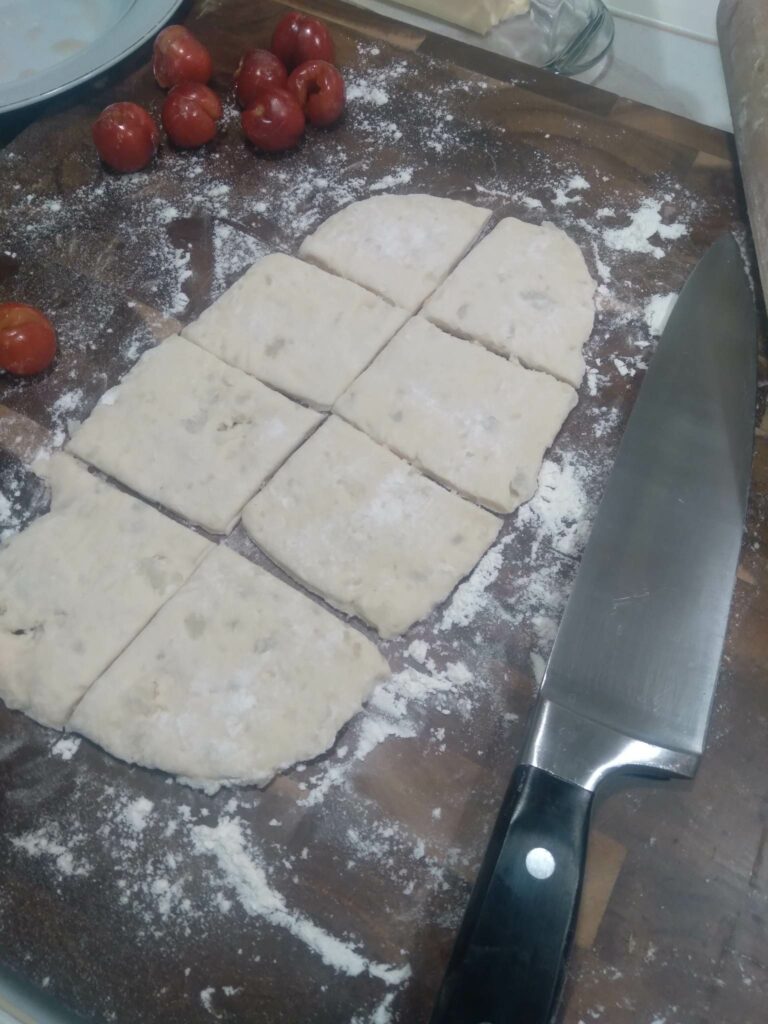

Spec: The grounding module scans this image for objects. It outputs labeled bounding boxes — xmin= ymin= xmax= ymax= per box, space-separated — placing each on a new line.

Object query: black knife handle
xmin=430 ymin=765 xmax=594 ymax=1024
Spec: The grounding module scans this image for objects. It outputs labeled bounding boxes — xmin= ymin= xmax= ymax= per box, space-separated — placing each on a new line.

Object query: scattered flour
xmin=552 ymin=174 xmax=590 ymax=207
xmin=11 ymin=825 xmax=92 ymax=878
xmin=51 ymin=736 xmax=81 ymax=761
xmin=370 ymin=168 xmax=414 ymax=192
xmin=351 ymin=991 xmax=397 ymax=1024
xmin=590 ymin=241 xmax=611 ymax=283
xmin=590 ymin=404 xmax=622 ymax=439
xmin=602 ymin=197 xmax=686 ymax=258
xmin=123 ymin=797 xmax=154 ymax=833
xmin=568 ymin=174 xmax=590 ymax=191
xmin=585 ymin=366 xmax=609 ymax=397
xmin=644 ymin=292 xmax=678 ymax=336
xmin=439 ymin=536 xmax=513 ymax=631
xmin=517 ymin=454 xmax=595 ymax=559
xmin=299 ymin=660 xmax=479 ymax=808
xmin=192 ymin=816 xmax=410 ymax=985
xmin=346 ymin=81 xmax=390 ymax=107
xmin=406 ymin=639 xmax=429 ymax=665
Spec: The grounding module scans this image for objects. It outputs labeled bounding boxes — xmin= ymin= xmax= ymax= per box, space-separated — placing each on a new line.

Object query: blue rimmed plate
xmin=0 ymin=0 xmax=184 ymax=114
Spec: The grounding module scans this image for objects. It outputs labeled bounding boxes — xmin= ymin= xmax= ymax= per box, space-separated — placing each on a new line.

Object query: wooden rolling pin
xmin=719 ymin=0 xmax=768 ymax=297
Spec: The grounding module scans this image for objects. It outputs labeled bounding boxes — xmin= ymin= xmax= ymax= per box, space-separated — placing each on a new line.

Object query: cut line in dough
xmin=67 ymin=335 xmax=322 ymax=535
xmin=182 ymin=253 xmax=409 ymax=410
xmin=0 ymin=454 xmax=210 ymax=729
xmin=299 ymin=194 xmax=492 ymax=313
xmin=335 ymin=317 xmax=578 ymax=512
xmin=68 ymin=545 xmax=390 ymax=788
xmin=242 ymin=417 xmax=502 ymax=638
xmin=422 ymin=217 xmax=595 ymax=386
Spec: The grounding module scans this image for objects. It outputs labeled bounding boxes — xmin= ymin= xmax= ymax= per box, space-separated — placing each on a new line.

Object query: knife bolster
xmin=521 ymin=699 xmax=699 ymax=791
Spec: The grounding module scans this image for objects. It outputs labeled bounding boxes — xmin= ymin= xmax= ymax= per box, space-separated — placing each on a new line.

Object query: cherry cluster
xmin=92 ymin=12 xmax=346 ymax=172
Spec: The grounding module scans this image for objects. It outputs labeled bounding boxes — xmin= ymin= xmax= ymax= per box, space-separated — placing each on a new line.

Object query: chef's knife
xmin=429 ymin=233 xmax=757 ymax=1024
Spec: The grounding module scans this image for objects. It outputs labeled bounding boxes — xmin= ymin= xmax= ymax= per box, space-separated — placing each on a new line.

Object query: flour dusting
xmin=51 ymin=736 xmax=81 ymax=761
xmin=518 ymin=455 xmax=595 ymax=559
xmin=192 ymin=816 xmax=410 ymax=985
xmin=299 ymin=660 xmax=480 ymax=808
xmin=644 ymin=292 xmax=678 ymax=336
xmin=602 ymin=197 xmax=687 ymax=258
xmin=11 ymin=825 xmax=92 ymax=878
xmin=440 ymin=536 xmax=513 ymax=631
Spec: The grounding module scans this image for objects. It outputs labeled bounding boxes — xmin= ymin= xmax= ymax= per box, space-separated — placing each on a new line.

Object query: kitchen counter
xmin=0 ymin=2 xmax=766 ymax=1022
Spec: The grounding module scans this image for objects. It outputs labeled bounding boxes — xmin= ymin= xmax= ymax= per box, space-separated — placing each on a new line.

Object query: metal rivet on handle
xmin=525 ymin=847 xmax=556 ymax=879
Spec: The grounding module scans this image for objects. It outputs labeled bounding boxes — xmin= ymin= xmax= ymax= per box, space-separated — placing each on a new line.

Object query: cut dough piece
xmin=182 ymin=253 xmax=408 ymax=410
xmin=68 ymin=546 xmax=390 ymax=788
xmin=67 ymin=336 xmax=321 ymax=534
xmin=242 ymin=417 xmax=501 ymax=638
xmin=335 ymin=318 xmax=577 ymax=513
xmin=298 ymin=194 xmax=492 ymax=313
xmin=390 ymin=0 xmax=529 ymax=34
xmin=0 ymin=454 xmax=210 ymax=729
xmin=422 ymin=217 xmax=595 ymax=387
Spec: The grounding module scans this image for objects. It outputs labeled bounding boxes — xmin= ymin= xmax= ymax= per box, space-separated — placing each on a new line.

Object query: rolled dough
xmin=182 ymin=253 xmax=408 ymax=410
xmin=68 ymin=546 xmax=390 ymax=788
xmin=335 ymin=317 xmax=577 ymax=512
xmin=422 ymin=217 xmax=595 ymax=387
xmin=0 ymin=454 xmax=210 ymax=729
xmin=298 ymin=194 xmax=492 ymax=313
xmin=242 ymin=417 xmax=501 ymax=638
xmin=67 ymin=335 xmax=322 ymax=534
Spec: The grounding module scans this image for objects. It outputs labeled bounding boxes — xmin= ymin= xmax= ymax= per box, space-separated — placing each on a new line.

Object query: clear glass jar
xmin=517 ymin=0 xmax=614 ymax=74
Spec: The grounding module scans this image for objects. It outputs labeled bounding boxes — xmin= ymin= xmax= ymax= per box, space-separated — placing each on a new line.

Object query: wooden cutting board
xmin=0 ymin=2 xmax=766 ymax=1023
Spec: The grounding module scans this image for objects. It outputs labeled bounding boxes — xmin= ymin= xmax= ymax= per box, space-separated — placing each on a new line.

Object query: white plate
xmin=0 ymin=0 xmax=184 ymax=114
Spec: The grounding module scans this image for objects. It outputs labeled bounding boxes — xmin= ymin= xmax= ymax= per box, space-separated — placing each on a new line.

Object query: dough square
xmin=0 ymin=454 xmax=210 ymax=729
xmin=68 ymin=545 xmax=390 ymax=788
xmin=182 ymin=253 xmax=408 ymax=410
xmin=298 ymin=194 xmax=492 ymax=313
xmin=241 ymin=417 xmax=501 ymax=638
xmin=67 ymin=335 xmax=322 ymax=535
xmin=422 ymin=217 xmax=595 ymax=387
xmin=335 ymin=318 xmax=577 ymax=513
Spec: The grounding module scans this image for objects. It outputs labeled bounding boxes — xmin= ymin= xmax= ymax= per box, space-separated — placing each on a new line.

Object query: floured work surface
xmin=0 ymin=2 xmax=765 ymax=1024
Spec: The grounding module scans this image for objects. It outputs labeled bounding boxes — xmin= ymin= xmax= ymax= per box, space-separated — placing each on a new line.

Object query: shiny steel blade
xmin=540 ymin=235 xmax=756 ymax=756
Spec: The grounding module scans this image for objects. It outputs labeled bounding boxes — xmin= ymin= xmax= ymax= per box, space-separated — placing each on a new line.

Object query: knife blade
xmin=429 ymin=233 xmax=757 ymax=1024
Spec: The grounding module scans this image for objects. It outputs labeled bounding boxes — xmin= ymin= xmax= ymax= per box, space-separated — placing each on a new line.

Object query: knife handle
xmin=429 ymin=765 xmax=594 ymax=1024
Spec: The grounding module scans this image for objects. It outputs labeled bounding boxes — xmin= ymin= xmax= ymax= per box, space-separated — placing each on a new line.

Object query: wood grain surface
xmin=0 ymin=2 xmax=766 ymax=1022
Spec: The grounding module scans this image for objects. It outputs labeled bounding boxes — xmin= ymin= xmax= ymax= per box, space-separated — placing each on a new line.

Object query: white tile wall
xmin=577 ymin=10 xmax=732 ymax=130
xmin=607 ymin=0 xmax=719 ymax=42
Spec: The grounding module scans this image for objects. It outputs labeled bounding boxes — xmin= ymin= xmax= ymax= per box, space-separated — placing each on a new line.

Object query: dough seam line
xmin=295 ymin=202 xmax=498 ymax=319
xmin=65 ymin=401 xmax=329 ymax=539
xmin=418 ymin=313 xmax=577 ymax=389
xmin=295 ymin=207 xmax=583 ymax=393
xmin=1 ymin=196 xmax=594 ymax=786
xmin=64 ymin=418 xmax=501 ymax=647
